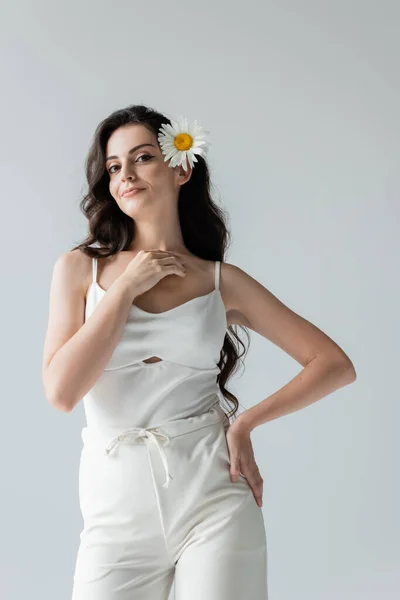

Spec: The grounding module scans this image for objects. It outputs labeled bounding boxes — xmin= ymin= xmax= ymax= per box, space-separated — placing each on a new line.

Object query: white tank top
xmin=81 ymin=257 xmax=227 ymax=429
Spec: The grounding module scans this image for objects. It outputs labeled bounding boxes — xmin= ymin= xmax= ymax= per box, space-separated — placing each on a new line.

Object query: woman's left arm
xmin=223 ymin=262 xmax=357 ymax=432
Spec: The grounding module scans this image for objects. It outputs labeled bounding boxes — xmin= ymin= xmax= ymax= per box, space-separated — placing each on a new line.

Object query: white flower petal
xmin=157 ymin=116 xmax=210 ymax=169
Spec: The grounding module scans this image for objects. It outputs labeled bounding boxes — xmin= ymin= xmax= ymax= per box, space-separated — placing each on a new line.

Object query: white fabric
xmin=82 ymin=258 xmax=227 ymax=429
xmin=104 ymin=425 xmax=173 ymax=489
xmin=72 ymin=403 xmax=268 ymax=599
xmin=72 ymin=256 xmax=269 ymax=598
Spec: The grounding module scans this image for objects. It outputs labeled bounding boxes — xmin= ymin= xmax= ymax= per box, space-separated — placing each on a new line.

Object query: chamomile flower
xmin=158 ymin=116 xmax=209 ymax=172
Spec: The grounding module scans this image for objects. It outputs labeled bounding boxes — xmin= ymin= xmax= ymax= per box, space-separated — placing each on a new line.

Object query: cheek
xmin=152 ymin=164 xmax=175 ymax=188
xmin=109 ymin=179 xmax=119 ymax=198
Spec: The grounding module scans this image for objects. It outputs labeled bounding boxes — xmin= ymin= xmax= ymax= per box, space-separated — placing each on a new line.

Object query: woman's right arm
xmin=42 ymin=250 xmax=136 ymax=413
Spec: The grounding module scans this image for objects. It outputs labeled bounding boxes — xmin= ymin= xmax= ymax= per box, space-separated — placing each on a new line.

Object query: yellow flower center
xmin=174 ymin=133 xmax=193 ymax=152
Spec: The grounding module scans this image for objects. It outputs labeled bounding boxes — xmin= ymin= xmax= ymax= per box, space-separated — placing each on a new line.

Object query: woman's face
xmin=105 ymin=123 xmax=191 ymax=215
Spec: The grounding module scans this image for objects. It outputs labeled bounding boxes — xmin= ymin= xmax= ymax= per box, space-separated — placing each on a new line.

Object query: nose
xmin=119 ymin=162 xmax=138 ymax=182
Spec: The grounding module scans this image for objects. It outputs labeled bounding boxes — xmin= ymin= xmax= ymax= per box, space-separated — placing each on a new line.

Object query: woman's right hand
xmin=121 ymin=249 xmax=187 ymax=298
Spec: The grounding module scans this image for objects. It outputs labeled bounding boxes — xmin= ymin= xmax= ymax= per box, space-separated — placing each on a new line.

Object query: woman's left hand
xmin=225 ymin=417 xmax=263 ymax=508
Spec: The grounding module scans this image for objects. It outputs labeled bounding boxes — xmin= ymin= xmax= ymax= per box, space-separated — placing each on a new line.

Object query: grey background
xmin=1 ymin=0 xmax=398 ymax=598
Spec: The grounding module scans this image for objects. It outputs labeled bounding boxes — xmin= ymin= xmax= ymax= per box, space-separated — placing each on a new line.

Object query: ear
xmin=174 ymin=162 xmax=193 ymax=187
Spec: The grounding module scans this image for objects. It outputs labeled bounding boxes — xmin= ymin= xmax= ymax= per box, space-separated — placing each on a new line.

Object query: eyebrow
xmin=105 ymin=143 xmax=157 ymax=164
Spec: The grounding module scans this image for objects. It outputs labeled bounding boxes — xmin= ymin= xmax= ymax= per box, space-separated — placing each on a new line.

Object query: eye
xmin=107 ymin=154 xmax=153 ymax=174
xmin=135 ymin=153 xmax=153 ymax=164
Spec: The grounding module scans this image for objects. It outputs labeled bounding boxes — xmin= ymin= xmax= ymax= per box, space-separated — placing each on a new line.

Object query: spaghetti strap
xmin=214 ymin=261 xmax=220 ymax=291
xmin=92 ymin=257 xmax=98 ymax=284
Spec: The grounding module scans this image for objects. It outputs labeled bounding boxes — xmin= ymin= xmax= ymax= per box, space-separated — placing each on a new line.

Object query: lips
xmin=122 ymin=187 xmax=144 ymax=197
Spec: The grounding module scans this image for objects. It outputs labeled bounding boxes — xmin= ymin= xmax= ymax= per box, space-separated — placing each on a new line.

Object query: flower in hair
xmin=158 ymin=116 xmax=209 ymax=172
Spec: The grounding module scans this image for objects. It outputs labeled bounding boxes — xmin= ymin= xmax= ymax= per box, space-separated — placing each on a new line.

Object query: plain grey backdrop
xmin=1 ymin=0 xmax=398 ymax=598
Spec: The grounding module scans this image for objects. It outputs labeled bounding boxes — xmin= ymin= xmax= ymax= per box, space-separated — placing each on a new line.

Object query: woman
xmin=42 ymin=104 xmax=356 ymax=599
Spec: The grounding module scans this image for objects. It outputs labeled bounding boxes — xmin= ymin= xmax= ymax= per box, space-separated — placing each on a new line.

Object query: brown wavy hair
xmin=71 ymin=103 xmax=250 ymax=421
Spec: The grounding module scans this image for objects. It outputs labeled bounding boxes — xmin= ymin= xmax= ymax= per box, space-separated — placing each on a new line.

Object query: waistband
xmin=80 ymin=399 xmax=229 ymax=489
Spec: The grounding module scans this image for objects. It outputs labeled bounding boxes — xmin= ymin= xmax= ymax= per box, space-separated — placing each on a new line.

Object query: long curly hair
xmin=71 ymin=104 xmax=250 ymax=421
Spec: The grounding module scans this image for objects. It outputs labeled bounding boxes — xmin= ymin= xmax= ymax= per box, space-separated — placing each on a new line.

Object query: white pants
xmin=72 ymin=400 xmax=268 ymax=599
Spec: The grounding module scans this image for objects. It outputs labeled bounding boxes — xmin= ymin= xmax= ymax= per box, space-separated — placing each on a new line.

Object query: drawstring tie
xmin=104 ymin=428 xmax=173 ymax=489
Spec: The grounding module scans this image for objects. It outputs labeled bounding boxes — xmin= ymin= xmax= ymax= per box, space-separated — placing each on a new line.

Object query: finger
xmin=146 ymin=249 xmax=174 ymax=254
xmin=247 ymin=477 xmax=264 ymax=507
xmin=229 ymin=457 xmax=241 ymax=482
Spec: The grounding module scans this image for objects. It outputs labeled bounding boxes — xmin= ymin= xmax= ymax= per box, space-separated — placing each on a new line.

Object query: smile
xmin=122 ymin=188 xmax=144 ymax=197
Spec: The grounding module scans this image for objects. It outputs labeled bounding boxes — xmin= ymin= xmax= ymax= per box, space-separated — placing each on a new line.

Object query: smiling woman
xmin=42 ymin=103 xmax=355 ymax=600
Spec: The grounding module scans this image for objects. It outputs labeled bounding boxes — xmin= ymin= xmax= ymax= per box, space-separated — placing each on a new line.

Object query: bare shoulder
xmin=217 ymin=261 xmax=254 ymax=326
xmin=52 ymin=248 xmax=93 ymax=296
xmin=219 ymin=259 xmax=310 ymax=329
